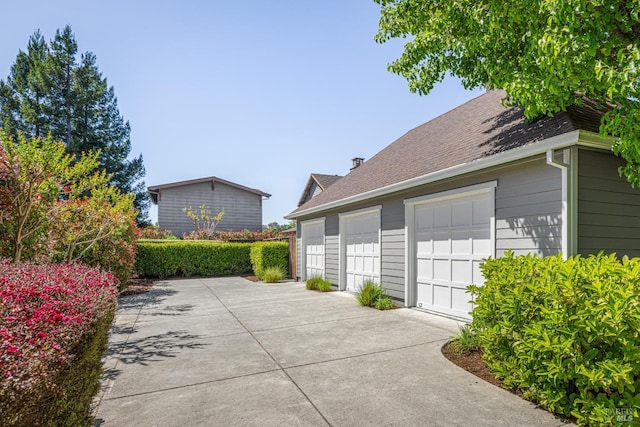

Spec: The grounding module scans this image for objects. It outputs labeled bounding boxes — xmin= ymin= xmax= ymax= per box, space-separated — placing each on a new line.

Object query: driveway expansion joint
xmin=201 ymin=279 xmax=333 ymax=427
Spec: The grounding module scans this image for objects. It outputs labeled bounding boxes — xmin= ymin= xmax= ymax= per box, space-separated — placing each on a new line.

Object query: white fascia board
xmin=288 ymin=130 xmax=612 ymax=219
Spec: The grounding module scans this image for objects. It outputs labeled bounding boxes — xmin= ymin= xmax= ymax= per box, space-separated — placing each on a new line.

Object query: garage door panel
xmin=303 ymin=221 xmax=325 ymax=280
xmin=433 ymin=259 xmax=450 ymax=281
xmin=412 ymin=189 xmax=492 ymax=320
xmin=417 ymin=258 xmax=431 ymax=280
xmin=434 ymin=205 xmax=450 ymax=227
xmin=473 ymin=199 xmax=491 ymax=224
xmin=452 ymin=231 xmax=472 ymax=254
xmin=343 ymin=210 xmax=381 ymax=292
xmin=417 ymin=283 xmax=432 ymax=306
xmin=472 ymin=260 xmax=485 ymax=285
xmin=433 ymin=232 xmax=451 ymax=253
xmin=417 ymin=233 xmax=432 ymax=253
xmin=451 ymin=287 xmax=472 ymax=314
xmin=416 ymin=206 xmax=433 ymax=228
xmin=451 ymin=259 xmax=471 ymax=283
xmin=452 ymin=201 xmax=472 ymax=226
xmin=433 ymin=285 xmax=450 ymax=308
xmin=473 ymin=236 xmax=491 ymax=253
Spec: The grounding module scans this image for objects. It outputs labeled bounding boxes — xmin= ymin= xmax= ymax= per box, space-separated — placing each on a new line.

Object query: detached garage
xmin=287 ymin=90 xmax=640 ymax=320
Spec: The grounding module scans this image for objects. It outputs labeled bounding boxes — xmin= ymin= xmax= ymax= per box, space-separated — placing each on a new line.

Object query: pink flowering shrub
xmin=0 ymin=260 xmax=118 ymax=424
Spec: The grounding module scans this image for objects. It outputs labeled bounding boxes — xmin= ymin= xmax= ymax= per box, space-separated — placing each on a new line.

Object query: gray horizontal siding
xmin=495 ymin=160 xmax=562 ymax=256
xmin=381 ymin=199 xmax=405 ymax=301
xmin=381 ymin=229 xmax=405 ymax=301
xmin=295 ymin=156 xmax=566 ymax=303
xmin=578 ymin=149 xmax=640 ymax=257
xmin=158 ymin=181 xmax=263 ymax=237
xmin=325 ymin=235 xmax=339 ymax=284
xmin=324 ymin=214 xmax=339 ymax=285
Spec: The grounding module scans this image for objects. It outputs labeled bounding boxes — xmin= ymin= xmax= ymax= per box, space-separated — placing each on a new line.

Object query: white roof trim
xmin=286 ymin=130 xmax=612 ymax=219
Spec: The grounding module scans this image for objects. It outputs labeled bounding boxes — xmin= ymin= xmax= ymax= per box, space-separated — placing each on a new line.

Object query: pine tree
xmin=0 ymin=31 xmax=49 ymax=138
xmin=0 ymin=26 xmax=150 ymax=223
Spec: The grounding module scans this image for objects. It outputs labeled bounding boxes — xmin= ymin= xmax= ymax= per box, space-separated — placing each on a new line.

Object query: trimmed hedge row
xmin=250 ymin=241 xmax=289 ymax=280
xmin=469 ymin=251 xmax=640 ymax=426
xmin=0 ymin=261 xmax=118 ymax=426
xmin=135 ymin=241 xmax=253 ymax=278
xmin=135 ymin=240 xmax=289 ymax=279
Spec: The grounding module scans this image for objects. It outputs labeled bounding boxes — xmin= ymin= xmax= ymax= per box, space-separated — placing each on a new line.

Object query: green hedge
xmin=469 ymin=251 xmax=640 ymax=426
xmin=249 ymin=241 xmax=289 ymax=280
xmin=135 ymin=241 xmax=253 ymax=278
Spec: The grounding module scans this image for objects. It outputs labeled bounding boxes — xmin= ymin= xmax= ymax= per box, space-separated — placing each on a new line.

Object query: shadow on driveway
xmin=103 ymin=330 xmax=209 ymax=381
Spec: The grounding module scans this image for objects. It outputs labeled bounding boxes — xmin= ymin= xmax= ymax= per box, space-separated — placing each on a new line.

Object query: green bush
xmin=135 ymin=241 xmax=252 ymax=278
xmin=356 ymin=280 xmax=389 ymax=308
xmin=250 ymin=241 xmax=288 ymax=280
xmin=262 ymin=266 xmax=285 ymax=283
xmin=469 ymin=251 xmax=640 ymax=425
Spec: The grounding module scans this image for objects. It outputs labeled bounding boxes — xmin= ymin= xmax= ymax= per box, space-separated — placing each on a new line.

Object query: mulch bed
xmin=440 ymin=342 xmax=506 ymax=389
xmin=119 ymin=277 xmax=156 ymax=296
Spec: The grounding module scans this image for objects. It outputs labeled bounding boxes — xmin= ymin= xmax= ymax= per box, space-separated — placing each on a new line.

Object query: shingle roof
xmin=148 ymin=176 xmax=270 ymax=205
xmin=312 ymin=173 xmax=342 ymax=190
xmin=297 ymin=173 xmax=343 ymax=207
xmin=289 ymin=90 xmax=606 ymax=216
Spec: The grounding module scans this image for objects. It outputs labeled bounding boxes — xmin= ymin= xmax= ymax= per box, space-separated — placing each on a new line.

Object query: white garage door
xmin=342 ymin=209 xmax=380 ymax=292
xmin=302 ymin=220 xmax=325 ymax=280
xmin=411 ymin=187 xmax=493 ymax=320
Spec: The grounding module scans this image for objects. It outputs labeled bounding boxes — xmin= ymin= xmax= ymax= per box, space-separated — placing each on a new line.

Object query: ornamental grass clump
xmin=316 ymin=278 xmax=332 ymax=292
xmin=305 ymin=276 xmax=322 ymax=290
xmin=262 ymin=266 xmax=285 ymax=283
xmin=0 ymin=260 xmax=119 ymax=426
xmin=356 ymin=280 xmax=393 ymax=309
xmin=305 ymin=276 xmax=332 ymax=291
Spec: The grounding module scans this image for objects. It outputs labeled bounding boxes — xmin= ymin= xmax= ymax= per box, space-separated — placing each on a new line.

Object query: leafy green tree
xmin=374 ymin=0 xmax=640 ymax=185
xmin=0 ymin=131 xmax=137 ymax=282
xmin=0 ymin=26 xmax=149 ymax=221
xmin=0 ymin=131 xmax=106 ymax=262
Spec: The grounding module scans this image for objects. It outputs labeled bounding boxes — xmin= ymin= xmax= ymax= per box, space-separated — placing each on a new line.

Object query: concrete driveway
xmin=94 ymin=277 xmax=568 ymax=426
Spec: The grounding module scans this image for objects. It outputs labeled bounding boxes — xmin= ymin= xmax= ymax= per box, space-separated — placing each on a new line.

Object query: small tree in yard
xmin=183 ymin=205 xmax=224 ymax=239
xmin=0 ymin=131 xmax=106 ymax=262
xmin=0 ymin=131 xmax=138 ymax=282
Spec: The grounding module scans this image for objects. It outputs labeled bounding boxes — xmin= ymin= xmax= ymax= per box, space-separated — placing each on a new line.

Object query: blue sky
xmin=0 ymin=1 xmax=484 ymax=226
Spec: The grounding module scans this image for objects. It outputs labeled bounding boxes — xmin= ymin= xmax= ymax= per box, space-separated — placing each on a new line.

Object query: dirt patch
xmin=441 ymin=342 xmax=506 ymax=389
xmin=120 ymin=277 xmax=156 ymax=296
xmin=242 ymin=275 xmax=260 ymax=282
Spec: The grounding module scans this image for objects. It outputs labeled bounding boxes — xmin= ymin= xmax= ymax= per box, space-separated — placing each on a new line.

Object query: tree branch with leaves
xmin=374 ymin=0 xmax=640 ymax=185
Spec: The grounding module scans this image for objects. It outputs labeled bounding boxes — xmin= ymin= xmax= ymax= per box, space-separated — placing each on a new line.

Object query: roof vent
xmin=351 ymin=157 xmax=364 ymax=170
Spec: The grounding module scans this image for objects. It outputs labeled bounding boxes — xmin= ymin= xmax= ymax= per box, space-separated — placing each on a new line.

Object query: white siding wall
xmin=157 ymin=181 xmax=263 ymax=237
